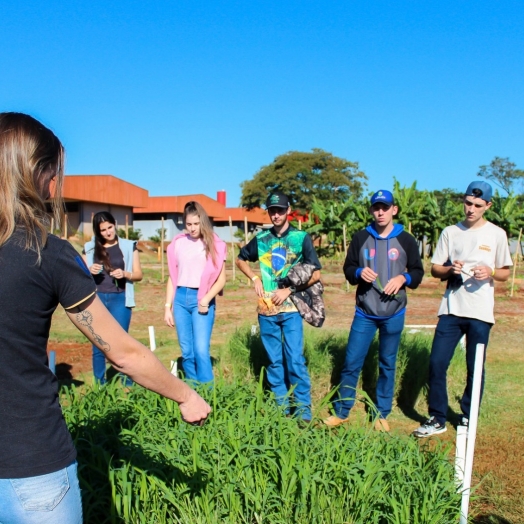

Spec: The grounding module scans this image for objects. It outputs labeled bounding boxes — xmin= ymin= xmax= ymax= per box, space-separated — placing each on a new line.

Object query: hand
xmin=360 ymin=267 xmax=378 ymax=283
xmin=198 ymin=303 xmax=209 ymax=314
xmin=253 ymin=277 xmax=264 ymax=298
xmin=383 ymin=274 xmax=406 ymax=295
xmin=90 ymin=263 xmax=103 ymax=275
xmin=471 ymin=265 xmax=492 ymax=280
xmin=178 ymin=389 xmax=212 ymax=425
xmin=110 ymin=268 xmax=126 ymax=279
xmin=164 ymin=308 xmax=174 ymax=327
xmin=271 ymin=287 xmax=291 ymax=306
xmin=451 ymin=260 xmax=465 ymax=275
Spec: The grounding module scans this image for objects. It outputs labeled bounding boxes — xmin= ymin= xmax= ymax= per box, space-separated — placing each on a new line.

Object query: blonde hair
xmin=0 ymin=113 xmax=65 ymax=257
xmin=183 ymin=201 xmax=217 ymax=266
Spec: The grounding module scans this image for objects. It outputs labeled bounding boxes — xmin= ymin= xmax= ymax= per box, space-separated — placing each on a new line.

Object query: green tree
xmin=117 ymin=227 xmax=141 ymax=241
xmin=485 ymin=192 xmax=524 ymax=238
xmin=240 ymin=149 xmax=367 ymax=212
xmin=300 ymin=196 xmax=369 ymax=255
xmin=478 ymin=157 xmax=524 ymax=195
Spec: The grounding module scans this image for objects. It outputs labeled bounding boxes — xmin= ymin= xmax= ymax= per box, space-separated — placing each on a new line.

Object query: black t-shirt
xmin=83 ymin=242 xmax=137 ymax=293
xmin=0 ymin=232 xmax=96 ymax=478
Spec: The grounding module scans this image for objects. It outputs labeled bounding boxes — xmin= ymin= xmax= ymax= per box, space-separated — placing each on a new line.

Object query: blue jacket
xmin=84 ymin=238 xmax=137 ymax=308
xmin=343 ymin=224 xmax=424 ymax=318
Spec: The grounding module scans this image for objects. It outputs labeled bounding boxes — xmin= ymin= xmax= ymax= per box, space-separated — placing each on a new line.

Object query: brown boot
xmin=323 ymin=415 xmax=350 ymax=427
xmin=374 ymin=418 xmax=390 ymax=432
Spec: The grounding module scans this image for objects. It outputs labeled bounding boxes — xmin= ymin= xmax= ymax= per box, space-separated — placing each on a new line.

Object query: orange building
xmin=133 ymin=191 xmax=271 ymax=241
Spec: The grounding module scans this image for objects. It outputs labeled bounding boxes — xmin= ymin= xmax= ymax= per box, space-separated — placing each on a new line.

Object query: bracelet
xmin=251 ymin=275 xmax=259 ymax=282
xmin=199 ymin=303 xmax=209 ymax=308
xmin=491 ymin=268 xmax=496 ymax=276
xmin=164 ymin=303 xmax=171 ymax=308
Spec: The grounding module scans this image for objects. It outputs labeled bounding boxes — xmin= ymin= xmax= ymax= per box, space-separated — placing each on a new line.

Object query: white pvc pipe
xmin=455 ymin=425 xmax=468 ymax=485
xmin=170 ymin=360 xmax=178 ymax=376
xmin=459 ymin=343 xmax=485 ymax=524
xmin=148 ymin=325 xmax=156 ymax=351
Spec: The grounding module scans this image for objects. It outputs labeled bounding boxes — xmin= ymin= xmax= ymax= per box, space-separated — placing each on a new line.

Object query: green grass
xmin=63 ymin=379 xmax=461 ymax=524
xmin=61 ymin=328 xmax=470 ymax=523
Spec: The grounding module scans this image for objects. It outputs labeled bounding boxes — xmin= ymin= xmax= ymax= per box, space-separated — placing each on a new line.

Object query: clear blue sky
xmin=2 ymin=1 xmax=523 ymax=206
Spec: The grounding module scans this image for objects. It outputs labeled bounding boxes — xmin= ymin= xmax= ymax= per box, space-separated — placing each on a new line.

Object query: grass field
xmin=50 ymin=244 xmax=524 ymax=523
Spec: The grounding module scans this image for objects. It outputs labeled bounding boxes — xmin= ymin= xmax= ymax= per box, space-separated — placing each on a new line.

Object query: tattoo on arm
xmin=75 ymin=310 xmax=111 ymax=353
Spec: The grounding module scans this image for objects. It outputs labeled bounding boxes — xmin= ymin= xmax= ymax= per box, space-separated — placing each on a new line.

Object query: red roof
xmin=215 ymin=207 xmax=271 ymax=225
xmin=54 ymin=175 xmax=149 ymax=207
xmin=133 ymin=195 xmax=226 ymax=218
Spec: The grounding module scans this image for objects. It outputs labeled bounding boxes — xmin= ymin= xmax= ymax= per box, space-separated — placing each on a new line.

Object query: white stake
xmin=455 ymin=425 xmax=468 ymax=485
xmin=459 ymin=343 xmax=485 ymax=524
xmin=148 ymin=325 xmax=156 ymax=351
xmin=170 ymin=360 xmax=178 ymax=376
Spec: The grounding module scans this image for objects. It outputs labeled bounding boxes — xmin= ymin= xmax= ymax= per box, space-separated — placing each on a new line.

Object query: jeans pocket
xmin=11 ymin=467 xmax=70 ymax=511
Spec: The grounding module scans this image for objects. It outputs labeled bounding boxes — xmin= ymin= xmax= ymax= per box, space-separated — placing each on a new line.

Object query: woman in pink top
xmin=165 ymin=201 xmax=227 ymax=383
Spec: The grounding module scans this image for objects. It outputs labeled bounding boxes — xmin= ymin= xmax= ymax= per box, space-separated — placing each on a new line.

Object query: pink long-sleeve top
xmin=167 ymin=233 xmax=227 ymax=302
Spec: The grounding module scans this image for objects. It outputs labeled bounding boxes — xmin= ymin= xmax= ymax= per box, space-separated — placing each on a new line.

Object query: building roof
xmin=55 ymin=175 xmax=149 ymax=207
xmin=215 ymin=207 xmax=271 ymax=225
xmin=133 ymin=194 xmax=226 ymax=218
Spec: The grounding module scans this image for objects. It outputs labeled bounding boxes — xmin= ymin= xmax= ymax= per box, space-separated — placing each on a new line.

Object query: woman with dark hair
xmin=83 ymin=211 xmax=143 ymax=384
xmin=0 ymin=112 xmax=210 ymax=524
xmin=165 ymin=201 xmax=227 ymax=383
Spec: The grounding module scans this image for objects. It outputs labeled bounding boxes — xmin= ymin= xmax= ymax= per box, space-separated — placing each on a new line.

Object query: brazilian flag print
xmin=256 ymin=229 xmax=307 ymax=292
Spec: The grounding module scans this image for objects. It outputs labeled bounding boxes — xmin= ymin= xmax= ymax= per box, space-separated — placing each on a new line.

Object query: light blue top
xmin=84 ymin=237 xmax=136 ymax=308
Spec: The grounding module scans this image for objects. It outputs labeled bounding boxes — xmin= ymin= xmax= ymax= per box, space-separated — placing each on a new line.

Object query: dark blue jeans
xmin=428 ymin=314 xmax=492 ymax=424
xmin=258 ymin=312 xmax=312 ymax=420
xmin=333 ymin=313 xmax=405 ymax=419
xmin=92 ymin=292 xmax=132 ymax=385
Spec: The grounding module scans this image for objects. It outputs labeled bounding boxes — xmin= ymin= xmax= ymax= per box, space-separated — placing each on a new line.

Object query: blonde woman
xmin=0 ymin=113 xmax=210 ymax=524
xmin=165 ymin=201 xmax=227 ymax=383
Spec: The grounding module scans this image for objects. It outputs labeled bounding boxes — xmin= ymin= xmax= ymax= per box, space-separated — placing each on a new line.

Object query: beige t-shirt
xmin=432 ymin=221 xmax=512 ymax=324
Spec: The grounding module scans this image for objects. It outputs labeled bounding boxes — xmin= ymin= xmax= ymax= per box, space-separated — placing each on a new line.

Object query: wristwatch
xmin=288 ymin=285 xmax=297 ymax=294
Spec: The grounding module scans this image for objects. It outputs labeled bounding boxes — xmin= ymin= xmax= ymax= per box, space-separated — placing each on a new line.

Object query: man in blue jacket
xmin=325 ymin=190 xmax=424 ymax=431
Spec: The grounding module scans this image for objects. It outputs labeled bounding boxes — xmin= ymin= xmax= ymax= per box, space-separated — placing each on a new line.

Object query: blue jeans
xmin=0 ymin=461 xmax=82 ymax=524
xmin=334 ymin=313 xmax=405 ymax=419
xmin=258 ymin=312 xmax=312 ymax=420
xmin=174 ymin=287 xmax=215 ymax=384
xmin=428 ymin=314 xmax=492 ymax=424
xmin=93 ymin=292 xmax=132 ymax=385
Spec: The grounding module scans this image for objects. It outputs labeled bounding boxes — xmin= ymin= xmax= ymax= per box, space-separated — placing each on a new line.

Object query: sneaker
xmin=412 ymin=416 xmax=447 ymax=438
xmin=459 ymin=416 xmax=469 ymax=427
xmin=374 ymin=418 xmax=390 ymax=432
xmin=323 ymin=415 xmax=350 ymax=427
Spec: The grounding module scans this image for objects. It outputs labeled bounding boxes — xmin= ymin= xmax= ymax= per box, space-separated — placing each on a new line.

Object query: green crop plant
xmin=63 ymin=371 xmax=462 ymax=523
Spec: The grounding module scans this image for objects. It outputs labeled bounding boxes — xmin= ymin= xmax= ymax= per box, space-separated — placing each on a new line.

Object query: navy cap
xmin=370 ymin=190 xmax=395 ymax=207
xmin=465 ymin=181 xmax=492 ymax=202
xmin=265 ymin=191 xmax=290 ymax=209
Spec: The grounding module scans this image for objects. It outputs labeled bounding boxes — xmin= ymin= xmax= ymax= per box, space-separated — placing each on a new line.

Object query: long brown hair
xmin=0 ymin=112 xmax=64 ymax=257
xmin=92 ymin=211 xmax=118 ymax=270
xmin=184 ymin=201 xmax=217 ymax=266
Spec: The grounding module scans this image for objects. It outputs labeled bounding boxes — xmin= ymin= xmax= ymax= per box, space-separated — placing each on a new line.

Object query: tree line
xmin=240 ymin=150 xmax=524 ymax=257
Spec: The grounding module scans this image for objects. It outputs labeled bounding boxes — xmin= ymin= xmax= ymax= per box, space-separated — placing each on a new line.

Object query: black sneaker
xmin=459 ymin=416 xmax=469 ymax=427
xmin=412 ymin=416 xmax=447 ymax=438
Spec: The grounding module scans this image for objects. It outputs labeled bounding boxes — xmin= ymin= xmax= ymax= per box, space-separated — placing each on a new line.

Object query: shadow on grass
xmin=471 ymin=515 xmax=513 ymax=524
xmin=69 ymin=393 xmax=209 ymax=524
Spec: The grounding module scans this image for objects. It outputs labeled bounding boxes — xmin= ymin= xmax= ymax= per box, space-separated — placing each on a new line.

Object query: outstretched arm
xmin=66 ymin=295 xmax=210 ymax=424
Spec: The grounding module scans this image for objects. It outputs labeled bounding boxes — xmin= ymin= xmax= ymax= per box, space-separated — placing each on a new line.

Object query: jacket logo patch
xmin=479 ymin=245 xmax=491 ymax=252
xmin=364 ymin=248 xmax=375 ymax=260
xmin=388 ymin=248 xmax=399 ymax=261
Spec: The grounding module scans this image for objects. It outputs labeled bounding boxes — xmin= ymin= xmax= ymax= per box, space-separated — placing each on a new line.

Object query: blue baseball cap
xmin=370 ymin=190 xmax=395 ymax=207
xmin=465 ymin=181 xmax=492 ymax=202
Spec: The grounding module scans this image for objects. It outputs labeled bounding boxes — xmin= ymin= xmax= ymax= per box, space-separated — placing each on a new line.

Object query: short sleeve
xmin=495 ymin=230 xmax=513 ymax=268
xmin=431 ymin=229 xmax=450 ymax=265
xmin=302 ymin=234 xmax=322 ymax=270
xmin=238 ymin=236 xmax=259 ymax=262
xmin=52 ymin=241 xmax=97 ymax=309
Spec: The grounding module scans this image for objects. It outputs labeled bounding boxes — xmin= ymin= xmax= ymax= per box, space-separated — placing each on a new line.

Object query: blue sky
xmin=2 ymin=1 xmax=523 ymax=206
